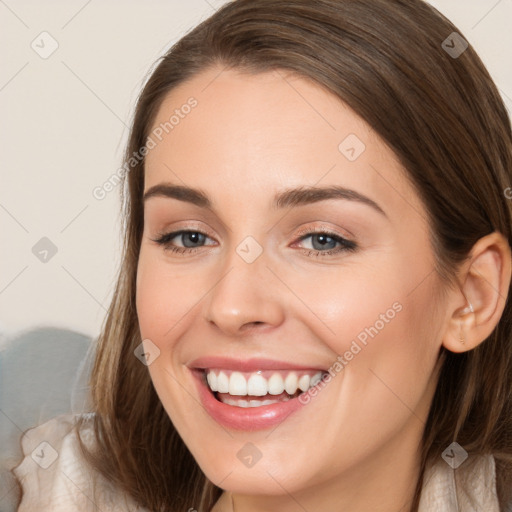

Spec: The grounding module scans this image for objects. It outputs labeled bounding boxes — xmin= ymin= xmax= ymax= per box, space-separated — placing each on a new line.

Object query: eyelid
xmin=293 ymin=224 xmax=353 ymax=241
xmin=152 ymin=228 xmax=216 ymax=246
xmin=151 ymin=222 xmax=357 ymax=256
xmin=154 ymin=222 xmax=217 ymax=239
xmin=151 ymin=219 xmax=351 ymax=240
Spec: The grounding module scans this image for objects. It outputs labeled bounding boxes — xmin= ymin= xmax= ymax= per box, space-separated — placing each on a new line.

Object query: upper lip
xmin=188 ymin=356 xmax=327 ymax=372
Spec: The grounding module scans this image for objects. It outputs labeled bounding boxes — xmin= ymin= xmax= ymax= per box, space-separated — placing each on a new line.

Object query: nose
xmin=202 ymin=244 xmax=285 ymax=337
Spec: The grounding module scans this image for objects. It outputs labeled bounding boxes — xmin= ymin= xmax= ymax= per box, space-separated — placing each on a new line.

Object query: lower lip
xmin=191 ymin=370 xmax=308 ymax=430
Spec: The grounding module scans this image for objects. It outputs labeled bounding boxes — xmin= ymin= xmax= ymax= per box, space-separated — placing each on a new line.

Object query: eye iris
xmin=183 ymin=232 xmax=205 ymax=248
xmin=312 ymin=234 xmax=337 ymax=251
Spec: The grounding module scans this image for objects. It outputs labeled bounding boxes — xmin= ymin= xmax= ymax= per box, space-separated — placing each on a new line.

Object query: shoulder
xmin=418 ymin=451 xmax=501 ymax=512
xmin=13 ymin=412 xmax=148 ymax=512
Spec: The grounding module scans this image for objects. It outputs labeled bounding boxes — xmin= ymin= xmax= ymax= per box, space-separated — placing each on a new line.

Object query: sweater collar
xmin=418 ymin=453 xmax=500 ymax=511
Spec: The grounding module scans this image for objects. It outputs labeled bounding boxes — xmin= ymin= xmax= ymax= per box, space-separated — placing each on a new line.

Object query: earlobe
xmin=442 ymin=232 xmax=511 ymax=354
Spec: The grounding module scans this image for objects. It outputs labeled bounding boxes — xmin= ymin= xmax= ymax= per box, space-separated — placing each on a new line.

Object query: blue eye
xmin=151 ymin=230 xmax=214 ymax=253
xmin=151 ymin=229 xmax=357 ymax=258
xmin=295 ymin=232 xmax=357 ymax=257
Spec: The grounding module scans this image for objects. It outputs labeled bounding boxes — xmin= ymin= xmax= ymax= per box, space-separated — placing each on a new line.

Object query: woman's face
xmin=136 ymin=67 xmax=447 ymax=499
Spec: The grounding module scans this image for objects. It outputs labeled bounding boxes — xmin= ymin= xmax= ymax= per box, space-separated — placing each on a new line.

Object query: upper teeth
xmin=206 ymin=369 xmax=324 ymax=396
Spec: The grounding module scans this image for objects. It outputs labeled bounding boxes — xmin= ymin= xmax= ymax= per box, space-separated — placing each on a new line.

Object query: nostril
xmin=240 ymin=321 xmax=264 ymax=330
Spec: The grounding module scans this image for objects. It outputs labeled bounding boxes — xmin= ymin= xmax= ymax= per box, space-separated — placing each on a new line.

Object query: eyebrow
xmin=143 ymin=183 xmax=386 ymax=216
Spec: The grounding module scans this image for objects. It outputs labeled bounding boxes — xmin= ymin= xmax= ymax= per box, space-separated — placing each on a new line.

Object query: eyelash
xmin=151 ymin=228 xmax=357 ymax=258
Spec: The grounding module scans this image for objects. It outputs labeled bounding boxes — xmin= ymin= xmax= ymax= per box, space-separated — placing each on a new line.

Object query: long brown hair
xmin=75 ymin=1 xmax=512 ymax=510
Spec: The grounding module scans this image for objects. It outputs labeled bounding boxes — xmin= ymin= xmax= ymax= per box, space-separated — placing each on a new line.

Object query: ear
xmin=442 ymin=232 xmax=511 ymax=353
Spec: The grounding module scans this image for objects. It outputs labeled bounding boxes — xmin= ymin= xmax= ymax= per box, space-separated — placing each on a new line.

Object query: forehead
xmin=143 ymin=66 xmax=425 ymax=223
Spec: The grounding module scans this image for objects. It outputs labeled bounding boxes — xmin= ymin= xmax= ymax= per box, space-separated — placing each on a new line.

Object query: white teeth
xmin=206 ymin=371 xmax=217 ymax=391
xmin=221 ymin=398 xmax=249 ymax=407
xmin=247 ymin=374 xmax=268 ymax=396
xmin=268 ymin=373 xmax=285 ymax=395
xmin=298 ymin=374 xmax=310 ymax=392
xmin=205 ymin=369 xmax=325 ymax=397
xmin=310 ymin=372 xmax=322 ymax=387
xmin=216 ymin=371 xmax=229 ymax=393
xmin=221 ymin=396 xmax=292 ymax=407
xmin=284 ymin=372 xmax=298 ymax=394
xmin=229 ymin=372 xmax=247 ymax=396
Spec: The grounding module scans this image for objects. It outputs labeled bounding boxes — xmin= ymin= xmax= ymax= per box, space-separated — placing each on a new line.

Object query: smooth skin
xmin=136 ymin=66 xmax=511 ymax=512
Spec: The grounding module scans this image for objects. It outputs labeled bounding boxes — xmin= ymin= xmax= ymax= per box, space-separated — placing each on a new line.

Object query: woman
xmin=13 ymin=0 xmax=512 ymax=510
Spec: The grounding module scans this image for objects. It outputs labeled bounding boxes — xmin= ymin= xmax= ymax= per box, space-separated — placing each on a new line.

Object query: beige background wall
xmin=1 ymin=0 xmax=511 ymax=340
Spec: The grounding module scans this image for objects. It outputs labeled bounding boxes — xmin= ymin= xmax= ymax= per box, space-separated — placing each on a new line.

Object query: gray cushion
xmin=0 ymin=328 xmax=92 ymax=512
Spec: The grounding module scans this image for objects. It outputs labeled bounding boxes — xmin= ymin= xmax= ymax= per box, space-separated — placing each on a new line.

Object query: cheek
xmin=135 ymin=250 xmax=203 ymax=345
xmin=295 ymin=250 xmax=436 ymax=351
xmin=290 ymin=260 xmax=439 ymax=403
xmin=135 ymin=251 xmax=202 ymax=420
xmin=285 ymin=263 xmax=406 ymax=353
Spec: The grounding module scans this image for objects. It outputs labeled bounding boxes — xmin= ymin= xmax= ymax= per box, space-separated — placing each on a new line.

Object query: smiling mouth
xmin=202 ymin=368 xmax=327 ymax=407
